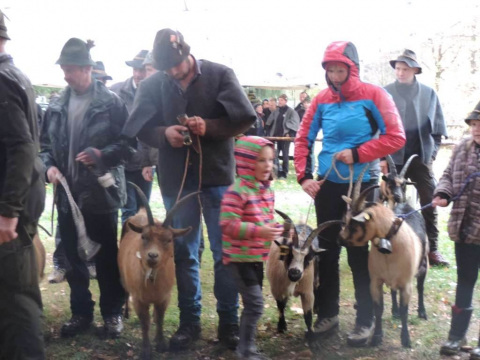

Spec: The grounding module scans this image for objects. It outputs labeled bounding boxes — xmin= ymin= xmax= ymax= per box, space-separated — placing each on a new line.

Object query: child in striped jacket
xmin=220 ymin=136 xmax=282 ymax=359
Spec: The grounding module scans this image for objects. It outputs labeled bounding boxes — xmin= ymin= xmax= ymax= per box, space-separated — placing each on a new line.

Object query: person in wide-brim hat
xmin=56 ymin=38 xmax=96 ymax=66
xmin=125 ymin=50 xmax=148 ymax=68
xmin=389 ymin=49 xmax=422 ymax=74
xmin=92 ymin=61 xmax=112 ymax=84
xmin=0 ymin=9 xmax=10 ymax=40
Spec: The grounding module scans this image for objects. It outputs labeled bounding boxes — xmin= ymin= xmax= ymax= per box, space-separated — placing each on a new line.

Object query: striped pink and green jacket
xmin=221 ymin=136 xmax=276 ymax=264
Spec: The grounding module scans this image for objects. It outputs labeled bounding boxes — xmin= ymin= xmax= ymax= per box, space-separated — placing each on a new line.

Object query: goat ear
xmin=169 ymin=226 xmax=192 ymax=238
xmin=341 ymin=195 xmax=352 ymax=204
xmin=127 ymin=222 xmax=144 ymax=234
xmin=313 ymin=247 xmax=327 ymax=253
xmin=352 ymin=212 xmax=370 ymax=223
xmin=274 ymin=240 xmax=282 ymax=247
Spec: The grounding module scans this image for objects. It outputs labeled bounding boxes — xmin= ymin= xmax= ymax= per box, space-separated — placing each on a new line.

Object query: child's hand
xmin=258 ymin=223 xmax=283 ymax=241
xmin=432 ymin=196 xmax=448 ymax=208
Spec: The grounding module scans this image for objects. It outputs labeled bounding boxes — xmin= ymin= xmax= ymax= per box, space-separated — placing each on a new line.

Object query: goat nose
xmin=148 ymin=252 xmax=159 ymax=259
xmin=288 ymin=268 xmax=302 ymax=282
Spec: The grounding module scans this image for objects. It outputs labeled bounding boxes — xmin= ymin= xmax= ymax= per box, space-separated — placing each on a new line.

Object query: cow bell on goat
xmin=374 ymin=237 xmax=392 ymax=254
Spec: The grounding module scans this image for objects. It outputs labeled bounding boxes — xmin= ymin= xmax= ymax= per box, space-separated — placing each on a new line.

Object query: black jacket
xmin=110 ymin=77 xmax=157 ymax=171
xmin=123 ymin=59 xmax=256 ymax=196
xmin=0 ymin=53 xmax=45 ymax=226
xmin=40 ymin=80 xmax=131 ymax=214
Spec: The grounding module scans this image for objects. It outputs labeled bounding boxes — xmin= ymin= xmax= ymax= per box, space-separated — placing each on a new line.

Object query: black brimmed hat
xmin=56 ymin=38 xmax=96 ymax=66
xmin=0 ymin=10 xmax=10 ymax=40
xmin=389 ymin=49 xmax=422 ymax=74
xmin=92 ymin=61 xmax=112 ymax=80
xmin=126 ymin=50 xmax=148 ymax=68
xmin=143 ymin=50 xmax=155 ymax=66
xmin=153 ymin=28 xmax=190 ymax=71
xmin=465 ymin=101 xmax=480 ymax=125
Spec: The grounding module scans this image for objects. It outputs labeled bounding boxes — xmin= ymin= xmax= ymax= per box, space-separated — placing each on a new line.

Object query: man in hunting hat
xmin=0 ymin=10 xmax=46 ymax=359
xmin=123 ymin=28 xmax=256 ymax=350
xmin=40 ymin=37 xmax=132 ymax=338
xmin=92 ymin=61 xmax=112 ymax=85
xmin=383 ymin=49 xmax=449 ymax=266
xmin=110 ymin=50 xmax=157 ymax=223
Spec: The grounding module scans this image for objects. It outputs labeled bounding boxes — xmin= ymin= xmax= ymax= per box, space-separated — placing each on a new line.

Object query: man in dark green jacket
xmin=0 ymin=10 xmax=46 ymax=359
xmin=40 ymin=38 xmax=131 ymax=338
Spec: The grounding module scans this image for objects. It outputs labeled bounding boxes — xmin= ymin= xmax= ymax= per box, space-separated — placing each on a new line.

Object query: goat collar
xmin=385 ymin=217 xmax=404 ymax=240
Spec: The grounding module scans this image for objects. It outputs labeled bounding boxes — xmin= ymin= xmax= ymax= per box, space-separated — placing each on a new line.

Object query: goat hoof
xmin=418 ymin=310 xmax=428 ymax=320
xmin=156 ymin=339 xmax=168 ymax=353
xmin=277 ymin=322 xmax=287 ymax=333
xmin=401 ymin=336 xmax=411 ymax=348
xmin=305 ymin=330 xmax=314 ymax=341
xmin=370 ymin=334 xmax=383 ymax=346
xmin=140 ymin=348 xmax=152 ymax=360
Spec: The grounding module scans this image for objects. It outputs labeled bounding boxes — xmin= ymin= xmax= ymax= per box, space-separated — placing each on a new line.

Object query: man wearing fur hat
xmin=123 ymin=28 xmax=256 ymax=350
xmin=0 ymin=10 xmax=46 ymax=359
xmin=383 ymin=49 xmax=449 ymax=266
xmin=110 ymin=51 xmax=157 ymax=224
xmin=40 ymin=37 xmax=132 ymax=338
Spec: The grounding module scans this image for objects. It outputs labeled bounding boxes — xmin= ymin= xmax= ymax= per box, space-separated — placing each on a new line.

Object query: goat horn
xmin=354 ymin=185 xmax=380 ymax=213
xmin=385 ymin=155 xmax=397 ymax=177
xmin=128 ymin=181 xmax=154 ymax=226
xmin=351 ymin=164 xmax=371 ymax=213
xmin=302 ymin=220 xmax=345 ymax=250
xmin=275 ymin=209 xmax=298 ymax=247
xmin=163 ymin=191 xmax=201 ymax=227
xmin=399 ymin=154 xmax=418 ymax=179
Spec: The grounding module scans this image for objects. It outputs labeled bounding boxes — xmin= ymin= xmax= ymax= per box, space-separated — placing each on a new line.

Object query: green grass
xmin=37 ymin=147 xmax=479 ymax=359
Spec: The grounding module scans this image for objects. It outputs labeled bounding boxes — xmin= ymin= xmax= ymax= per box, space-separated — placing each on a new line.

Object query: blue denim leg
xmin=201 ymin=186 xmax=239 ymax=325
xmin=162 ymin=192 xmax=202 ymax=325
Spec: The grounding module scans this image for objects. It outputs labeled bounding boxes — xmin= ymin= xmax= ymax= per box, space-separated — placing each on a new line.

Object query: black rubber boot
xmin=440 ymin=306 xmax=473 ymax=356
xmin=471 ymin=328 xmax=480 ymax=360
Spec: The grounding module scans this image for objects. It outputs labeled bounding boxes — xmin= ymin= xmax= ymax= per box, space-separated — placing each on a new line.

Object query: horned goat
xmin=266 ymin=210 xmax=337 ymax=339
xmin=118 ymin=184 xmax=197 ymax=360
xmin=339 ymin=168 xmax=427 ymax=348
xmin=381 ymin=154 xmax=429 ymax=319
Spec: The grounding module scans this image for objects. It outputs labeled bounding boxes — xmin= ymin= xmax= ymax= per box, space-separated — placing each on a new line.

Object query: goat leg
xmin=300 ymin=291 xmax=314 ymax=339
xmin=154 ymin=301 xmax=169 ymax=353
xmin=416 ymin=271 xmax=428 ymax=320
xmin=391 ymin=289 xmax=400 ymax=318
xmin=134 ymin=300 xmax=152 ymax=360
xmin=371 ymin=281 xmax=384 ymax=346
xmin=399 ymin=291 xmax=411 ymax=348
xmin=276 ymin=298 xmax=288 ymax=333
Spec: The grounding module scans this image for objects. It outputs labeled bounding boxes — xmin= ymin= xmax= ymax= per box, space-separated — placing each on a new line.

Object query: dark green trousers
xmin=0 ymin=221 xmax=45 ymax=360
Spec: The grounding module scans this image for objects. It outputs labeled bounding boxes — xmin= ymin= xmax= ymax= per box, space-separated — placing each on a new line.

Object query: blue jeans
xmin=121 ymin=169 xmax=153 ymax=223
xmin=162 ymin=186 xmax=239 ymax=326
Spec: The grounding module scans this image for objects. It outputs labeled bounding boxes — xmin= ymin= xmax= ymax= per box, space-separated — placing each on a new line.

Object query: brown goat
xmin=380 ymin=154 xmax=429 ymax=319
xmin=340 ymin=173 xmax=426 ymax=348
xmin=266 ymin=211 xmax=338 ymax=339
xmin=118 ymin=185 xmax=197 ymax=360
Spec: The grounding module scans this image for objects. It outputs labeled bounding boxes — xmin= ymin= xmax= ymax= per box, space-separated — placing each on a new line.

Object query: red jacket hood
xmin=322 ymin=41 xmax=361 ymax=99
